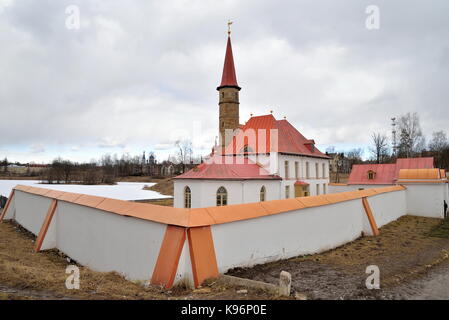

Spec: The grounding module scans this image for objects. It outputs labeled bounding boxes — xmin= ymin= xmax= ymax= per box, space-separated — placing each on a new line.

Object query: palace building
xmin=173 ymin=31 xmax=330 ymax=208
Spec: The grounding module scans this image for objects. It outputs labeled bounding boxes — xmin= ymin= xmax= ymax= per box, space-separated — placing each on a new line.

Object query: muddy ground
xmin=1 ymin=214 xmax=449 ymax=300
xmin=228 ymin=216 xmax=449 ymax=300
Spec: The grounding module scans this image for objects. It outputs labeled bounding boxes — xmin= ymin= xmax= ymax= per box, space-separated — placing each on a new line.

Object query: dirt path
xmin=388 ymin=260 xmax=449 ymax=299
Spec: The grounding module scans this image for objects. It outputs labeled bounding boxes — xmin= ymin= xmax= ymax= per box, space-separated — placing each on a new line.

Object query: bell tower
xmin=217 ymin=22 xmax=240 ymax=150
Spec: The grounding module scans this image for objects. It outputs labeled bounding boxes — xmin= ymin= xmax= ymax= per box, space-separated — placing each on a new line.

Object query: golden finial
xmin=227 ymin=20 xmax=233 ymax=35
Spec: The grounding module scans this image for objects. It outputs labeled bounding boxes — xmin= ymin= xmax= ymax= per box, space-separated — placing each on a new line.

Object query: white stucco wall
xmin=365 ymin=189 xmax=407 ymax=230
xmin=4 ymin=184 xmax=444 ymax=288
xmin=278 ymin=154 xmax=330 ymax=197
xmin=174 ymin=179 xmax=281 ymax=208
xmin=211 ymin=199 xmax=367 ymax=273
xmin=2 ymin=192 xmax=16 ymax=220
xmin=404 ymin=183 xmax=449 ymax=218
xmin=328 ymin=184 xmax=391 ymax=194
xmin=55 ymin=201 xmax=167 ymax=281
xmin=211 ymin=189 xmax=408 ymax=273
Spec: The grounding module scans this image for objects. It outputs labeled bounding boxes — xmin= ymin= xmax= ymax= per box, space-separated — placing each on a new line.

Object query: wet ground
xmin=228 ymin=216 xmax=449 ymax=300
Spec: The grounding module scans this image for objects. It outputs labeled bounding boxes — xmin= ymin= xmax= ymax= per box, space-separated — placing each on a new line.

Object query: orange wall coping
xmin=13 ymin=184 xmax=406 ymax=228
xmin=328 ymin=183 xmax=348 ymax=186
xmin=397 ymin=180 xmax=447 ymax=184
xmin=398 ymin=168 xmax=442 ymax=180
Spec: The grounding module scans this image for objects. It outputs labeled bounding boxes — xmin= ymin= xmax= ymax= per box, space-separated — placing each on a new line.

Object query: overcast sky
xmin=1 ymin=0 xmax=448 ymax=163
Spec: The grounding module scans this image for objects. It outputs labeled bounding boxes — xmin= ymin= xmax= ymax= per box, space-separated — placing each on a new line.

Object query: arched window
xmin=260 ymin=186 xmax=266 ymax=202
xmin=184 ymin=186 xmax=191 ymax=208
xmin=216 ymin=186 xmax=227 ymax=206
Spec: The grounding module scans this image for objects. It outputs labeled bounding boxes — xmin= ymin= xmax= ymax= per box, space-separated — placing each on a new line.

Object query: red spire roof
xmin=217 ymin=36 xmax=240 ymax=90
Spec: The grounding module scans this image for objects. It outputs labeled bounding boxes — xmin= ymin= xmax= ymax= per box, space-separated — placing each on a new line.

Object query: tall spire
xmin=217 ymin=34 xmax=240 ymax=91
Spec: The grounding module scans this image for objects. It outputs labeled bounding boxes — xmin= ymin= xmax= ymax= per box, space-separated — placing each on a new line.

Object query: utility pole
xmin=391 ymin=117 xmax=397 ymax=157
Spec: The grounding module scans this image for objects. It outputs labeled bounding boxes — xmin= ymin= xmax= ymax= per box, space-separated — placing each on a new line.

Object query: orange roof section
xmin=12 ymin=184 xmax=406 ymax=228
xmin=398 ymin=168 xmax=442 ymax=180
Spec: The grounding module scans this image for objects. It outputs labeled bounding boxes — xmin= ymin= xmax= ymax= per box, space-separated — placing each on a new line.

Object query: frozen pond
xmin=0 ymin=180 xmax=171 ymax=201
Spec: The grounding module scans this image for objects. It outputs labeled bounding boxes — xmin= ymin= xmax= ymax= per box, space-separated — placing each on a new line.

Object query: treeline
xmin=41 ymin=154 xmax=150 ymax=185
xmin=329 ymin=112 xmax=449 ymax=169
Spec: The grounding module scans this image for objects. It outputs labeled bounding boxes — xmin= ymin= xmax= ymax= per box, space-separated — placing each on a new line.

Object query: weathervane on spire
xmin=227 ymin=20 xmax=233 ymax=35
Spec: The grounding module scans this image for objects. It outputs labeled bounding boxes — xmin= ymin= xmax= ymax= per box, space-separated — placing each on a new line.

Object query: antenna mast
xmin=391 ymin=117 xmax=397 ymax=156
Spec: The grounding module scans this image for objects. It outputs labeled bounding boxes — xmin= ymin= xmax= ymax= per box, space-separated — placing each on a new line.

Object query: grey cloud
xmin=1 ymin=0 xmax=448 ymax=162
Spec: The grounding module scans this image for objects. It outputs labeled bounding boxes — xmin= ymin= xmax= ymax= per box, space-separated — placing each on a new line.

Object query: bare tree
xmin=175 ymin=139 xmax=193 ymax=173
xmin=428 ymin=131 xmax=449 ymax=169
xmin=397 ymin=112 xmax=426 ymax=158
xmin=346 ymin=148 xmax=364 ymax=170
xmin=370 ymin=132 xmax=389 ymax=164
xmin=429 ymin=131 xmax=448 ymax=152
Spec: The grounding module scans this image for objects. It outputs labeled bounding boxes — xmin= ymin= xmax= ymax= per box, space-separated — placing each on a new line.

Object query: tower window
xmin=221 ymin=92 xmax=225 ymax=98
xmin=184 ymin=186 xmax=191 ymax=208
xmin=216 ymin=186 xmax=228 ymax=206
xmin=260 ymin=186 xmax=266 ymax=202
xmin=295 ymin=161 xmax=299 ymax=179
xmin=306 ymin=162 xmax=310 ymax=179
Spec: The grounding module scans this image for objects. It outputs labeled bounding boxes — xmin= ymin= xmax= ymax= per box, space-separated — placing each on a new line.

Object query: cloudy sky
xmin=1 ymin=0 xmax=448 ymax=163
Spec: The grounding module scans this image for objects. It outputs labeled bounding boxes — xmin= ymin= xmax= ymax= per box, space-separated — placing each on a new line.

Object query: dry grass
xmin=145 ymin=178 xmax=174 ymax=196
xmin=0 ymin=219 xmax=274 ymax=300
xmin=141 ymin=198 xmax=174 ymax=207
xmin=427 ymin=218 xmax=449 ymax=238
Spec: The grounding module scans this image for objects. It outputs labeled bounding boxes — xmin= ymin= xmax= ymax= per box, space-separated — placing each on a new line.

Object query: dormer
xmin=304 ymin=139 xmax=315 ymax=153
xmin=367 ymin=170 xmax=376 ymax=180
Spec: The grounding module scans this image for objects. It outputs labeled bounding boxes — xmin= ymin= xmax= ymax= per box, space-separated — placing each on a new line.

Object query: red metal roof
xmin=217 ymin=36 xmax=240 ymax=90
xmin=294 ymin=180 xmax=309 ymax=186
xmin=174 ymin=156 xmax=281 ymax=180
xmin=348 ymin=157 xmax=434 ymax=185
xmin=223 ymin=114 xmax=329 ymax=158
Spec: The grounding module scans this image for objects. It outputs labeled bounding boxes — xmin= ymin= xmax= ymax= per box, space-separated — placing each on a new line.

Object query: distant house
xmin=329 ymin=157 xmax=435 ymax=192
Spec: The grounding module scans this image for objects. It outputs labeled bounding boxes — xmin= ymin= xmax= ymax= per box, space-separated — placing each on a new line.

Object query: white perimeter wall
xmin=4 ymin=184 xmax=445 ymax=287
xmin=56 ymin=202 xmax=166 ymax=281
xmin=211 ymin=190 xmax=407 ymax=273
xmin=329 ymin=184 xmax=391 ymax=194
xmin=7 ymin=190 xmax=167 ymax=282
xmin=366 ymin=189 xmax=407 ymax=228
xmin=405 ymin=183 xmax=449 ymax=218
